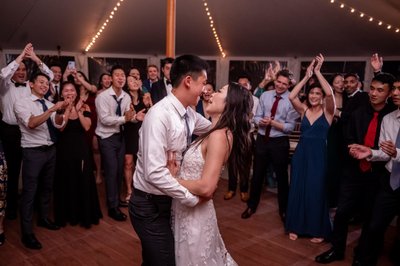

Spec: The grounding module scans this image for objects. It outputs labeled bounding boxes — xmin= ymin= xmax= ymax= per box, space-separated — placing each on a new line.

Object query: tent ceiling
xmin=1 ymin=0 xmax=400 ymax=57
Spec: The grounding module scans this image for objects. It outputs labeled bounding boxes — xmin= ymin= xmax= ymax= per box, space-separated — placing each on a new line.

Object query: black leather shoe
xmin=37 ymin=218 xmax=60 ymax=230
xmin=21 ymin=233 xmax=42 ymax=250
xmin=241 ymin=207 xmax=255 ymax=219
xmin=315 ymin=248 xmax=344 ymax=264
xmin=108 ymin=208 xmax=127 ymax=221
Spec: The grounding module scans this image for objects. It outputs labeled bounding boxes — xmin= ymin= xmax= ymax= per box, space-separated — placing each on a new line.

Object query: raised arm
xmin=314 ymin=54 xmax=335 ymax=124
xmin=289 ymin=60 xmax=314 ymax=116
xmin=179 ymin=129 xmax=231 ymax=198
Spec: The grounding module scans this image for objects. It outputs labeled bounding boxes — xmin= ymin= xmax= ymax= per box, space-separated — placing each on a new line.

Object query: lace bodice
xmin=172 ymin=144 xmax=237 ymax=266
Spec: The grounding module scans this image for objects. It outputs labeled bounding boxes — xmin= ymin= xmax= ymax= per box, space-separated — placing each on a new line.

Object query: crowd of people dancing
xmin=0 ymin=43 xmax=399 ymax=266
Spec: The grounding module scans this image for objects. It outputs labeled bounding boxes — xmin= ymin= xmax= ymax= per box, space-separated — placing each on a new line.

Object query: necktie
xmin=264 ymin=95 xmax=282 ymax=141
xmin=359 ymin=112 xmax=379 ymax=172
xmin=112 ymin=95 xmax=122 ymax=116
xmin=390 ymin=128 xmax=400 ymax=190
xmin=184 ymin=113 xmax=191 ymax=149
xmin=14 ymin=82 xmax=27 ymax=87
xmin=37 ymin=99 xmax=57 ymax=143
xmin=112 ymin=95 xmax=123 ymax=133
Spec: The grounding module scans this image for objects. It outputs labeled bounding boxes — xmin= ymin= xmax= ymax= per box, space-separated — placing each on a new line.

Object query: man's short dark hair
xmin=344 ymin=73 xmax=360 ymax=81
xmin=110 ymin=65 xmax=125 ymax=76
xmin=276 ymin=69 xmax=294 ymax=84
xmin=30 ymin=72 xmax=50 ymax=83
xmin=161 ymin=57 xmax=174 ymax=68
xmin=169 ymin=55 xmax=209 ymax=88
xmin=147 ymin=64 xmax=159 ymax=71
xmin=372 ymin=72 xmax=395 ymax=88
xmin=237 ymin=73 xmax=251 ymax=82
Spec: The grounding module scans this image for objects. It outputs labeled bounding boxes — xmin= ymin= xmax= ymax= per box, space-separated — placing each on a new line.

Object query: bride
xmin=169 ymin=82 xmax=253 ymax=265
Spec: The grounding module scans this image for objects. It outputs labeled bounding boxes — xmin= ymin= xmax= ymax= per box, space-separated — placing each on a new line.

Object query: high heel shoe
xmin=0 ymin=232 xmax=5 ymax=246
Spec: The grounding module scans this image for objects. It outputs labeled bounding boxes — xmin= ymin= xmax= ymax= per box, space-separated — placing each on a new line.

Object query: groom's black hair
xmin=170 ymin=55 xmax=209 ymax=88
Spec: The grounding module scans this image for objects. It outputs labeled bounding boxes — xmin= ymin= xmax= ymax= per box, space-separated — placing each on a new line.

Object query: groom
xmin=129 ymin=55 xmax=212 ymax=266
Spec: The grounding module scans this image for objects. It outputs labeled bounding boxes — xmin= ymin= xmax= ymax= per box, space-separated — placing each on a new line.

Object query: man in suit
xmin=143 ymin=64 xmax=159 ymax=91
xmin=45 ymin=63 xmax=63 ymax=103
xmin=150 ymin=57 xmax=174 ymax=104
xmin=348 ymin=76 xmax=400 ymax=266
xmin=315 ymin=73 xmax=395 ymax=264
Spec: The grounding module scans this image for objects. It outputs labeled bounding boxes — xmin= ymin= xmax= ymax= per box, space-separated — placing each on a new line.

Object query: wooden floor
xmin=0 ymin=178 xmax=396 ymax=265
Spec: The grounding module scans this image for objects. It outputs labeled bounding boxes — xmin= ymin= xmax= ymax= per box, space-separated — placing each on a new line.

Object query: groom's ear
xmin=183 ymin=75 xmax=193 ymax=89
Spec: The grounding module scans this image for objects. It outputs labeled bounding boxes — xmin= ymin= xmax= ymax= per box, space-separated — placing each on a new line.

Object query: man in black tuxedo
xmin=315 ymin=73 xmax=395 ymax=264
xmin=150 ymin=57 xmax=174 ymax=104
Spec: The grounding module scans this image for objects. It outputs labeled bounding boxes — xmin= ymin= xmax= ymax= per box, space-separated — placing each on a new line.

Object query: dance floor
xmin=0 ymin=176 xmax=395 ymax=265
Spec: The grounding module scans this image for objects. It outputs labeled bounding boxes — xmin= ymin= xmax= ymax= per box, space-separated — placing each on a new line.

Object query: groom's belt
xmin=134 ymin=188 xmax=171 ymax=200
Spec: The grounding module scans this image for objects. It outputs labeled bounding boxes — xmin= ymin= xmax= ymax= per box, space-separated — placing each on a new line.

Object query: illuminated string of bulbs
xmin=202 ymin=0 xmax=226 ymax=58
xmin=329 ymin=0 xmax=399 ymax=34
xmin=85 ymin=0 xmax=124 ymax=52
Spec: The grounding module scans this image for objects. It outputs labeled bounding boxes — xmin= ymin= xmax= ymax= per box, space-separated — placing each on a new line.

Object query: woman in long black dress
xmin=54 ymin=81 xmax=102 ymax=228
xmin=286 ymin=54 xmax=335 ymax=243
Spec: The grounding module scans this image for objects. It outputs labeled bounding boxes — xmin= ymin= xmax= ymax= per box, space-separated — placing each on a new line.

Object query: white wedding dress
xmin=171 ymin=144 xmax=237 ymax=266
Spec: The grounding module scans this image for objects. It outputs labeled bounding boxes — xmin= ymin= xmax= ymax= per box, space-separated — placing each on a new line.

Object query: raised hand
xmin=167 ymin=151 xmax=180 ymax=177
xmin=314 ymin=54 xmax=324 ymax=73
xmin=370 ymin=53 xmax=383 ymax=72
xmin=305 ymin=59 xmax=315 ymax=78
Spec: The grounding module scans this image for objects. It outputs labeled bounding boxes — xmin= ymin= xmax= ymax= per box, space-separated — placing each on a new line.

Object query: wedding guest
xmin=122 ymin=75 xmax=148 ymax=205
xmin=53 ymin=81 xmax=103 ymax=228
xmin=95 ymin=65 xmax=145 ymax=221
xmin=241 ymin=69 xmax=299 ymax=222
xmin=286 ymin=55 xmax=335 ymax=243
xmin=347 ymin=76 xmax=400 ymax=265
xmin=196 ymin=82 xmax=214 ymax=120
xmin=316 ymin=73 xmax=395 ymax=264
xmin=143 ymin=64 xmax=159 ymax=91
xmin=14 ymin=72 xmax=67 ymax=249
xmin=150 ymin=57 xmax=174 ymax=104
xmin=0 ymin=43 xmax=54 ymax=220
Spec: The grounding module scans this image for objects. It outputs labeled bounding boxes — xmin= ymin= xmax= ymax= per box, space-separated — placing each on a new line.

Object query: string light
xmin=327 ymin=1 xmax=400 ymax=35
xmin=202 ymin=0 xmax=226 ymax=58
xmin=85 ymin=0 xmax=124 ymax=52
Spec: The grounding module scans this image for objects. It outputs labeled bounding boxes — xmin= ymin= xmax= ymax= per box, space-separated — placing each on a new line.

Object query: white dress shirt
xmin=14 ymin=94 xmax=64 ymax=148
xmin=370 ymin=109 xmax=400 ymax=173
xmin=133 ymin=94 xmax=211 ymax=207
xmin=0 ymin=60 xmax=54 ymax=125
xmin=95 ymin=87 xmax=132 ymax=139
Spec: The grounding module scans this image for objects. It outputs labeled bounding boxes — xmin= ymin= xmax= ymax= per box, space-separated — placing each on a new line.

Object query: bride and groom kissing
xmin=128 ymin=54 xmax=253 ymax=265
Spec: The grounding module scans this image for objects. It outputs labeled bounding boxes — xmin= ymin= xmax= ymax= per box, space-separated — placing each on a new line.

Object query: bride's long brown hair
xmin=193 ymin=82 xmax=253 ymax=184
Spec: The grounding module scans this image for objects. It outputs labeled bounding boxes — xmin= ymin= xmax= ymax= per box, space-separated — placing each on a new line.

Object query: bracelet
xmin=38 ymin=61 xmax=43 ymax=67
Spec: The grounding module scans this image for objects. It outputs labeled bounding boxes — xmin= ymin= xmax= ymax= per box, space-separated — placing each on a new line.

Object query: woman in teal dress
xmin=286 ymin=54 xmax=335 ymax=243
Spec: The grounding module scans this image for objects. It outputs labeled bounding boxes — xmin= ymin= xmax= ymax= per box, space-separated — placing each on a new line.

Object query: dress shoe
xmin=37 ymin=218 xmax=60 ymax=230
xmin=241 ymin=207 xmax=255 ymax=219
xmin=240 ymin=192 xmax=249 ymax=202
xmin=108 ymin=207 xmax=127 ymax=221
xmin=0 ymin=232 xmax=4 ymax=246
xmin=315 ymin=248 xmax=344 ymax=264
xmin=224 ymin=191 xmax=235 ymax=200
xmin=21 ymin=233 xmax=42 ymax=250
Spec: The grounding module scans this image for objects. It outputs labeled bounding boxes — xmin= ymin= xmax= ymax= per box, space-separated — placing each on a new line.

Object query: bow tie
xmin=14 ymin=82 xmax=27 ymax=87
xmin=166 ymin=80 xmax=171 ymax=85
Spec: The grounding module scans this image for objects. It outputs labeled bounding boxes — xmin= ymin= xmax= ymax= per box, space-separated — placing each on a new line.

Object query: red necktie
xmin=265 ymin=95 xmax=282 ymax=141
xmin=359 ymin=112 xmax=379 ymax=172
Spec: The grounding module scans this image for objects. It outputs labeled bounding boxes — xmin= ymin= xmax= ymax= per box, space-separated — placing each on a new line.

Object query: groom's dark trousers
xmin=129 ymin=188 xmax=175 ymax=266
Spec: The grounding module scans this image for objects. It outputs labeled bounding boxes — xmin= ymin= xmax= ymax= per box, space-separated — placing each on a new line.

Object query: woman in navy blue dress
xmin=286 ymin=54 xmax=335 ymax=243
